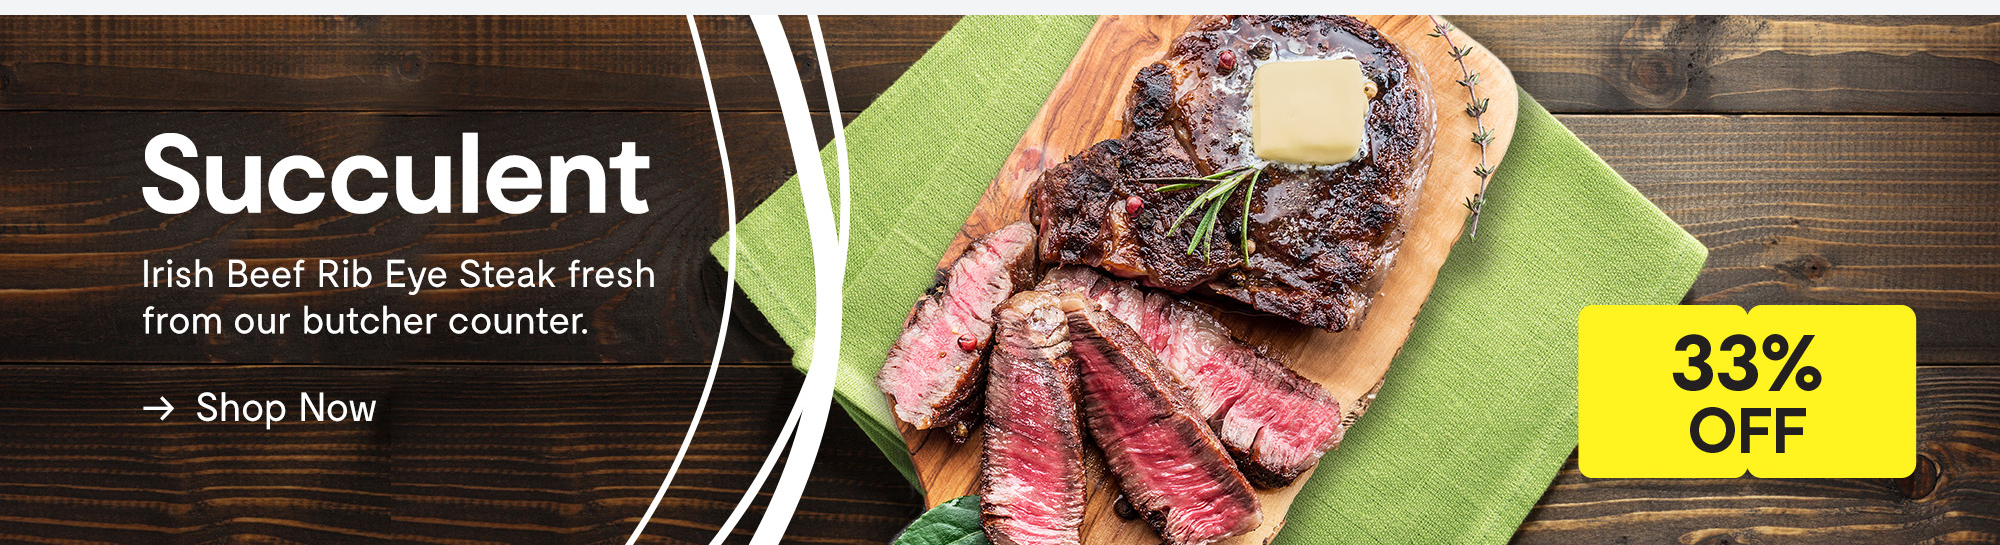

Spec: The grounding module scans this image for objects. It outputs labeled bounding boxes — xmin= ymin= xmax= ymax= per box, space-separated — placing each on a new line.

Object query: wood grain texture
xmin=1558 ymin=114 xmax=2000 ymax=364
xmin=1455 ymin=16 xmax=2000 ymax=114
xmin=0 ymin=365 xmax=922 ymax=544
xmin=1515 ymin=366 xmax=2000 ymax=544
xmin=5 ymin=16 xmax=1998 ymax=115
xmin=0 ymin=16 xmax=958 ymax=112
xmin=899 ymin=15 xmax=1516 ymax=545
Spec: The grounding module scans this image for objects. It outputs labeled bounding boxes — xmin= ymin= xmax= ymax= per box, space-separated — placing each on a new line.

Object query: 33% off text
xmin=1675 ymin=333 xmax=1818 ymax=454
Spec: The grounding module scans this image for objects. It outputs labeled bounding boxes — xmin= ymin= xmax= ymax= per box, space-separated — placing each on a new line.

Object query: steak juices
xmin=878 ymin=14 xmax=1435 ymax=545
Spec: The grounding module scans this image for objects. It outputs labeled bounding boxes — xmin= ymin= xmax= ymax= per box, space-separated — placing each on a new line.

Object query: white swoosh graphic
xmin=624 ymin=15 xmax=738 ymax=545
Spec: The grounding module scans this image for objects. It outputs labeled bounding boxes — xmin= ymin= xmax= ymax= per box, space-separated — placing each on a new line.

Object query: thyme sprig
xmin=1136 ymin=165 xmax=1265 ymax=262
xmin=1429 ymin=16 xmax=1497 ymax=239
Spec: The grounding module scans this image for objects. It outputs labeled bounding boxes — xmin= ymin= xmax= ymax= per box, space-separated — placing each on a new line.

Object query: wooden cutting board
xmin=899 ymin=15 xmax=1518 ymax=544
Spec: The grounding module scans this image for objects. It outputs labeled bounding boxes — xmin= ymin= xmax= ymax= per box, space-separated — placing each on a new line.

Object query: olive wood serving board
xmin=898 ymin=15 xmax=1518 ymax=544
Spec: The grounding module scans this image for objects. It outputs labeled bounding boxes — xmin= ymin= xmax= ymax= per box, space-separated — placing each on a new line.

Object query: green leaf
xmin=945 ymin=533 xmax=990 ymax=545
xmin=1472 ymin=127 xmax=1495 ymax=146
xmin=893 ymin=495 xmax=990 ymax=545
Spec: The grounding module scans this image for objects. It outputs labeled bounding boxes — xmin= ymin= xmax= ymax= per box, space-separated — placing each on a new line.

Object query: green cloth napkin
xmin=711 ymin=15 xmax=1707 ymax=543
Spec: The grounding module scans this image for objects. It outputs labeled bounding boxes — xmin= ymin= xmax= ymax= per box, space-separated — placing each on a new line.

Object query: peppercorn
xmin=1249 ymin=38 xmax=1274 ymax=60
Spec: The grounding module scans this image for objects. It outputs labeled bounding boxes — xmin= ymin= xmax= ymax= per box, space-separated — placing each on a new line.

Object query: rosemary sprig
xmin=1239 ymin=169 xmax=1260 ymax=257
xmin=1135 ymin=165 xmax=1263 ymax=262
xmin=1429 ymin=16 xmax=1497 ymax=239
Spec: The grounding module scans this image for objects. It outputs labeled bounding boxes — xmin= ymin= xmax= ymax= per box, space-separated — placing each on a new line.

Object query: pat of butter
xmin=1252 ymin=58 xmax=1368 ymax=165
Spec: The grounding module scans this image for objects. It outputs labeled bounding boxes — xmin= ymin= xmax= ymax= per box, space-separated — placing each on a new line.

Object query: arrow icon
xmin=143 ymin=397 xmax=174 ymax=420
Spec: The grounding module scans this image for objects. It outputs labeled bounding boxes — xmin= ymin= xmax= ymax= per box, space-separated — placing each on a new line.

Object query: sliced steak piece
xmin=1034 ymin=15 xmax=1435 ymax=332
xmin=1062 ymin=294 xmax=1260 ymax=545
xmin=980 ymin=291 xmax=1087 ymax=545
xmin=1042 ymin=266 xmax=1342 ymax=488
xmin=876 ymin=222 xmax=1038 ymax=440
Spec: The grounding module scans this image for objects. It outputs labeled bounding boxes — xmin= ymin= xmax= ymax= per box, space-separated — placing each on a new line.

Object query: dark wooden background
xmin=0 ymin=15 xmax=1994 ymax=543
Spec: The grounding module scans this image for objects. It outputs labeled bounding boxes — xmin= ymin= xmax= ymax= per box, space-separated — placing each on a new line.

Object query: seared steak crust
xmin=1035 ymin=15 xmax=1435 ymax=332
xmin=1042 ymin=267 xmax=1342 ymax=488
xmin=876 ymin=222 xmax=1039 ymax=440
xmin=1063 ymin=294 xmax=1261 ymax=545
xmin=980 ymin=291 xmax=1087 ymax=545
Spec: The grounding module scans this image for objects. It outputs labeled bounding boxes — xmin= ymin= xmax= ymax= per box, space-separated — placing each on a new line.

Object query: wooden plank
xmin=0 ymin=16 xmax=957 ymax=112
xmin=5 ymin=16 xmax=1998 ymax=115
xmin=1456 ymin=16 xmax=2000 ymax=114
xmin=1514 ymin=366 xmax=2000 ymax=544
xmin=0 ymin=365 xmax=921 ymax=544
xmin=0 ymin=111 xmax=863 ymax=364
xmin=901 ymin=15 xmax=1516 ymax=545
xmin=1558 ymin=114 xmax=2000 ymax=364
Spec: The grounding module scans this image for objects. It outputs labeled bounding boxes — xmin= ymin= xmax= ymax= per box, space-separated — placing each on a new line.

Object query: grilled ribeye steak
xmin=980 ymin=291 xmax=1087 ymax=545
xmin=1035 ymin=15 xmax=1435 ymax=332
xmin=876 ymin=221 xmax=1038 ymax=440
xmin=1042 ymin=267 xmax=1342 ymax=487
xmin=1062 ymin=294 xmax=1260 ymax=545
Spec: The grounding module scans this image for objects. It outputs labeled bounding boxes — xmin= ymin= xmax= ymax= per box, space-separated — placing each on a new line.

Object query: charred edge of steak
xmin=1124 ymin=64 xmax=1244 ymax=290
xmin=1034 ymin=139 xmax=1124 ymax=268
xmin=936 ymin=376 xmax=986 ymax=443
xmin=1236 ymin=454 xmax=1300 ymax=489
xmin=1063 ymin=294 xmax=1261 ymax=545
xmin=980 ymin=291 xmax=1086 ymax=545
xmin=876 ymin=222 xmax=1039 ymax=437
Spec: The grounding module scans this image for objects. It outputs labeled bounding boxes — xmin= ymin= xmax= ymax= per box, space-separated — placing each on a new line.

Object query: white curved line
xmin=812 ymin=16 xmax=851 ymax=255
xmin=744 ymin=14 xmax=848 ymax=545
xmin=624 ymin=15 xmax=737 ymax=545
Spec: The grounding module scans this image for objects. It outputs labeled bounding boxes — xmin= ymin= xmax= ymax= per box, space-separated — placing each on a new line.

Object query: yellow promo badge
xmin=1578 ymin=305 xmax=1915 ymax=478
